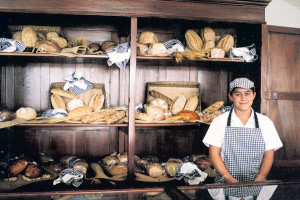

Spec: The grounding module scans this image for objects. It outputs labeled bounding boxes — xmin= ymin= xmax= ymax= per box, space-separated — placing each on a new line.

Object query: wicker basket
xmin=146 ymin=81 xmax=201 ymax=111
xmin=8 ymin=25 xmax=63 ymax=36
xmin=49 ymin=82 xmax=107 ymax=109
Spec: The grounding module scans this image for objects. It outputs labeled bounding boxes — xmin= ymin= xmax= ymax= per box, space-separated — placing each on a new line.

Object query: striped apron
xmin=215 ymin=109 xmax=265 ymax=198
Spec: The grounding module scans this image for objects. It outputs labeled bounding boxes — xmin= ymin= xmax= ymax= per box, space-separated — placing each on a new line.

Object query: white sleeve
xmin=260 ymin=115 xmax=283 ymax=151
xmin=202 ymin=114 xmax=227 ymax=148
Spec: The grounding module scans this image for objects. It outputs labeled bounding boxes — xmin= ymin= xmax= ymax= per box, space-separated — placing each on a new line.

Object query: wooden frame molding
xmin=265 ymin=92 xmax=300 ymax=100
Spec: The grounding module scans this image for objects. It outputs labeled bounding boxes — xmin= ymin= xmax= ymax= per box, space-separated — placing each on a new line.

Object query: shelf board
xmin=0 ymin=52 xmax=245 ymax=62
xmin=16 ymin=122 xmax=201 ymax=127
xmin=0 ymin=52 xmax=109 ymax=58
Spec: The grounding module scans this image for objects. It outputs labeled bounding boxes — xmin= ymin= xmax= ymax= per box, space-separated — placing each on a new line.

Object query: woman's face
xmin=228 ymin=88 xmax=256 ymax=112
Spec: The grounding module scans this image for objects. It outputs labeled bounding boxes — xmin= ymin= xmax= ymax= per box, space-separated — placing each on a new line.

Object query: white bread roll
xmin=16 ymin=107 xmax=37 ymax=120
xmin=146 ymin=106 xmax=164 ymax=121
xmin=149 ymin=98 xmax=168 ymax=110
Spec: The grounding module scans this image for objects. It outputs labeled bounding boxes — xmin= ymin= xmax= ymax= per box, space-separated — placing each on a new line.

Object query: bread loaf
xmin=21 ymin=27 xmax=37 ymax=47
xmin=7 ymin=159 xmax=28 ymax=177
xmin=165 ymin=161 xmax=181 ymax=177
xmin=185 ymin=30 xmax=203 ymax=51
xmin=101 ymin=41 xmax=117 ymax=52
xmin=102 ymin=155 xmax=119 ymax=166
xmin=217 ymin=34 xmax=234 ymax=53
xmin=12 ymin=32 xmax=22 ymax=42
xmin=202 ymin=101 xmax=224 ymax=114
xmin=202 ymin=40 xmax=215 ymax=50
xmin=194 ymin=156 xmax=212 ymax=170
xmin=183 ymin=96 xmax=198 ymax=111
xmin=146 ymin=106 xmax=164 ymax=121
xmin=67 ymin=106 xmax=93 ymax=121
xmin=176 ymin=110 xmax=200 ymax=121
xmin=51 ymin=94 xmax=66 ymax=110
xmin=149 ymin=90 xmax=173 ymax=105
xmin=149 ymin=98 xmax=168 ymax=110
xmin=88 ymin=93 xmax=105 ymax=111
xmin=51 ymin=88 xmax=79 ymax=99
xmin=16 ymin=107 xmax=37 ymax=120
xmin=210 ymin=48 xmax=225 ymax=58
xmin=163 ymin=109 xmax=172 ymax=120
xmin=46 ymin=32 xmax=59 ymax=40
xmin=51 ymin=37 xmax=68 ymax=48
xmin=135 ymin=112 xmax=154 ymax=122
xmin=146 ymin=163 xmax=163 ymax=178
xmin=107 ymin=163 xmax=128 ymax=176
xmin=24 ymin=164 xmax=42 ymax=178
xmin=105 ymin=110 xmax=126 ymax=124
xmin=138 ymin=31 xmax=158 ymax=44
xmin=117 ymin=153 xmax=128 ymax=164
xmin=36 ymin=40 xmax=61 ymax=53
xmin=79 ymin=88 xmax=103 ymax=106
xmin=170 ymin=95 xmax=187 ymax=115
xmin=200 ymin=27 xmax=216 ymax=42
xmin=81 ymin=110 xmax=115 ymax=124
xmin=66 ymin=99 xmax=85 ymax=112
xmin=73 ymin=161 xmax=89 ymax=175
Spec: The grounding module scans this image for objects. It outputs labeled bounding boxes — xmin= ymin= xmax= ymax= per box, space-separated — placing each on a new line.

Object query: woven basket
xmin=8 ymin=25 xmax=62 ymax=36
xmin=49 ymin=82 xmax=107 ymax=109
xmin=146 ymin=81 xmax=201 ymax=111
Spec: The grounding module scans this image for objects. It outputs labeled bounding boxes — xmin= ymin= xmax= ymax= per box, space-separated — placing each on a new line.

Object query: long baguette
xmin=105 ymin=111 xmax=126 ymax=124
xmin=149 ymin=90 xmax=173 ymax=105
xmin=81 ymin=110 xmax=116 ymax=124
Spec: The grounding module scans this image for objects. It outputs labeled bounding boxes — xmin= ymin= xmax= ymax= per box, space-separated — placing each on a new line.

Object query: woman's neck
xmin=234 ymin=108 xmax=252 ymax=125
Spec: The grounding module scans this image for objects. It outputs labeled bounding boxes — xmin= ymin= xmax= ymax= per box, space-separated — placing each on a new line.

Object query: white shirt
xmin=203 ymin=109 xmax=283 ymax=157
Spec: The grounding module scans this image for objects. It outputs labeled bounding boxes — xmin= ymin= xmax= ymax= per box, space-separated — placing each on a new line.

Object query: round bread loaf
xmin=177 ymin=110 xmax=200 ymax=121
xmin=146 ymin=163 xmax=163 ymax=178
xmin=149 ymin=98 xmax=168 ymax=110
xmin=88 ymin=43 xmax=101 ymax=52
xmin=146 ymin=106 xmax=164 ymax=121
xmin=138 ymin=31 xmax=158 ymax=44
xmin=194 ymin=156 xmax=212 ymax=170
xmin=165 ymin=161 xmax=181 ymax=177
xmin=24 ymin=164 xmax=42 ymax=178
xmin=101 ymin=41 xmax=117 ymax=52
xmin=210 ymin=48 xmax=225 ymax=58
xmin=22 ymin=27 xmax=37 ymax=47
xmin=46 ymin=32 xmax=59 ymax=40
xmin=107 ymin=163 xmax=128 ymax=176
xmin=170 ymin=96 xmax=187 ymax=115
xmin=7 ymin=159 xmax=28 ymax=177
xmin=36 ymin=40 xmax=61 ymax=53
xmin=73 ymin=161 xmax=89 ymax=175
xmin=16 ymin=107 xmax=37 ymax=120
xmin=183 ymin=96 xmax=198 ymax=111
xmin=88 ymin=93 xmax=105 ymax=111
xmin=51 ymin=37 xmax=68 ymax=48
xmin=51 ymin=94 xmax=66 ymax=110
xmin=12 ymin=32 xmax=22 ymax=42
xmin=67 ymin=99 xmax=85 ymax=112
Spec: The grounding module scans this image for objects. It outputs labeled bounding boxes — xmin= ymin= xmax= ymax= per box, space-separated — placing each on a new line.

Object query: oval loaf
xmin=170 ymin=95 xmax=187 ymax=115
xmin=51 ymin=88 xmax=79 ymax=99
xmin=185 ymin=30 xmax=203 ymax=51
xmin=183 ymin=96 xmax=198 ymax=111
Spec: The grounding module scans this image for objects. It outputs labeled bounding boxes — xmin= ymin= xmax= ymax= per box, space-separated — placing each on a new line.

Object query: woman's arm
xmin=254 ymin=149 xmax=274 ymax=181
xmin=209 ymin=145 xmax=238 ymax=183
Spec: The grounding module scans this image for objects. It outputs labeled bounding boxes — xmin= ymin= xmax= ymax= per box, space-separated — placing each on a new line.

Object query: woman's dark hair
xmin=230 ymin=87 xmax=255 ymax=95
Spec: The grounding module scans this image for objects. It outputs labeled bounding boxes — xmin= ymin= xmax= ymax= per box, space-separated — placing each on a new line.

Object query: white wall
xmin=266 ymin=0 xmax=300 ymax=28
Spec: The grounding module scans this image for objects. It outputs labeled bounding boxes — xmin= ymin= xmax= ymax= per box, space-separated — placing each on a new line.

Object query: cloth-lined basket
xmin=8 ymin=25 xmax=63 ymax=36
xmin=146 ymin=81 xmax=201 ymax=111
xmin=49 ymin=82 xmax=107 ymax=109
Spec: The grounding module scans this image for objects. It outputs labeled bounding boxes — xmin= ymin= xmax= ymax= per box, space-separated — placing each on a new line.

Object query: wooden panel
xmin=0 ymin=0 xmax=267 ymax=23
xmin=262 ymin=25 xmax=300 ymax=160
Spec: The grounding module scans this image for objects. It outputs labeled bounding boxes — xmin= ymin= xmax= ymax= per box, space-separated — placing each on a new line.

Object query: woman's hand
xmin=254 ymin=174 xmax=266 ymax=182
xmin=222 ymin=174 xmax=239 ymax=183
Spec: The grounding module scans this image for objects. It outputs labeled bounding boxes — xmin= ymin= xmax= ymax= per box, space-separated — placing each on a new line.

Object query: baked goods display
xmin=199 ymin=101 xmax=225 ymax=123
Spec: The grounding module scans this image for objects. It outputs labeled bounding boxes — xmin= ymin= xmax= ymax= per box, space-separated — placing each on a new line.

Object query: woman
xmin=202 ymin=78 xmax=283 ymax=200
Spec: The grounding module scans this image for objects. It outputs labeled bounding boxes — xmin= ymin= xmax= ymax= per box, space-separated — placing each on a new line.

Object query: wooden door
xmin=261 ymin=25 xmax=300 ymax=167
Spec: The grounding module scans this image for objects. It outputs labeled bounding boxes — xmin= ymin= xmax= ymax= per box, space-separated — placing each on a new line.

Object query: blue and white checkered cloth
xmin=0 ymin=38 xmax=25 ymax=52
xmin=107 ymin=43 xmax=131 ymax=71
xmin=63 ymin=72 xmax=93 ymax=96
xmin=53 ymin=168 xmax=84 ymax=187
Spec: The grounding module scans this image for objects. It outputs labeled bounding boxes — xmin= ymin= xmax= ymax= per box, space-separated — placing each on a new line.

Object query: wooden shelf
xmin=0 ymin=52 xmax=245 ymax=62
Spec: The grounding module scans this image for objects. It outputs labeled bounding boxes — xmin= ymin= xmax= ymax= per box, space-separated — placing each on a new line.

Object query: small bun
xmin=177 ymin=110 xmax=200 ymax=121
xmin=51 ymin=37 xmax=68 ymax=48
xmin=107 ymin=163 xmax=128 ymax=176
xmin=24 ymin=164 xmax=42 ymax=178
xmin=146 ymin=106 xmax=164 ymax=121
xmin=16 ymin=107 xmax=37 ymax=120
xmin=46 ymin=32 xmax=59 ymax=40
xmin=146 ymin=163 xmax=163 ymax=178
xmin=7 ymin=159 xmax=28 ymax=177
